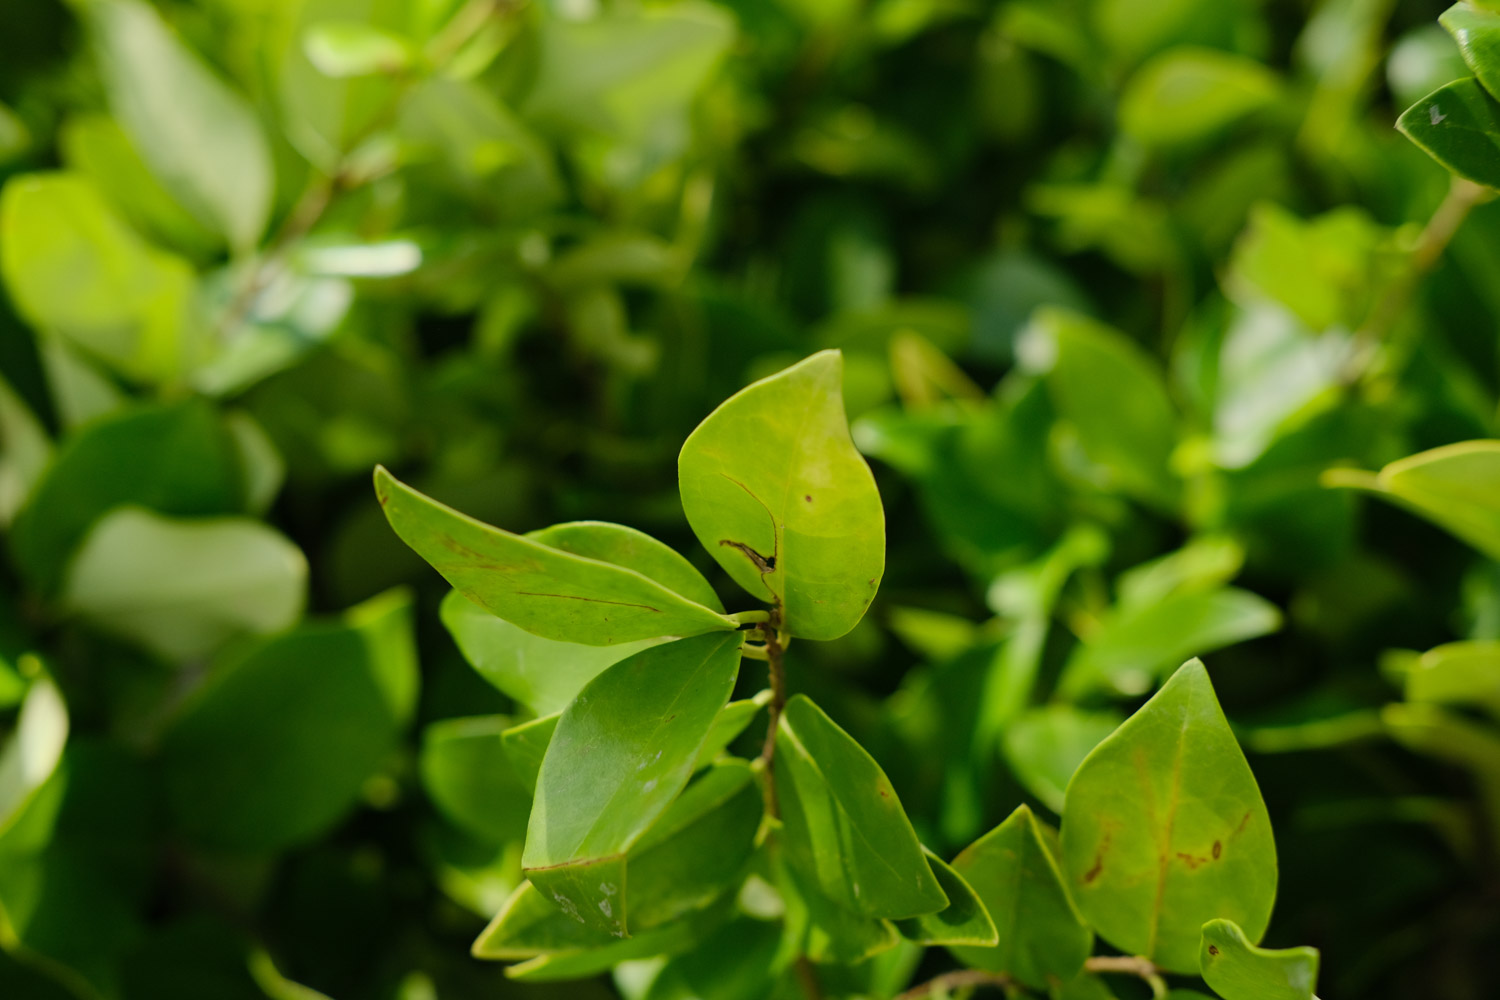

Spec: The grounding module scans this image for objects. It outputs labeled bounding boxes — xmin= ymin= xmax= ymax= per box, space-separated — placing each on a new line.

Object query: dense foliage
xmin=5 ymin=0 xmax=1500 ymax=997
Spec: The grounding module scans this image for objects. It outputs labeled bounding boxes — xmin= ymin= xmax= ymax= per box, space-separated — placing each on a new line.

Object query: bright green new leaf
xmin=0 ymin=171 xmax=199 ymax=384
xmin=9 ymin=401 xmax=245 ymax=594
xmin=1060 ymin=659 xmax=1277 ymax=974
xmin=678 ymin=350 xmax=885 ymax=640
xmin=1397 ymin=78 xmax=1500 ymax=188
xmin=1200 ymin=919 xmax=1319 ymax=1000
xmin=1442 ymin=3 xmax=1500 ymax=102
xmin=1060 ymin=587 xmax=1282 ymax=696
xmin=1324 ymin=441 xmax=1500 ymax=559
xmin=1403 ymin=641 xmax=1500 ymax=719
xmin=0 ymin=676 xmax=68 ymax=837
xmin=775 ymin=693 xmax=948 ymax=919
xmin=1018 ymin=308 xmax=1179 ymax=508
xmin=1120 ymin=48 xmax=1280 ymax=149
xmin=949 ymin=804 xmax=1091 ymax=988
xmin=420 ymin=716 xmax=532 ymax=845
xmin=160 ymin=590 xmax=418 ymax=850
xmin=85 ymin=0 xmax=273 ymax=248
xmin=441 ymin=591 xmax=662 ymax=715
xmin=376 ymin=468 xmax=736 ymax=645
xmin=893 ymin=847 xmax=998 ymax=947
xmin=1003 ymin=705 xmax=1124 ymax=814
xmin=479 ymin=761 xmax=760 ymax=958
xmin=303 ymin=21 xmax=413 ymax=78
xmin=61 ymin=507 xmax=307 ymax=664
xmin=522 ymin=632 xmax=743 ymax=937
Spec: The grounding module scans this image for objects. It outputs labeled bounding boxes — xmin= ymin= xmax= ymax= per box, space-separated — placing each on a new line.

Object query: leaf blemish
xmin=1176 ymin=851 xmax=1208 ymax=870
xmin=1208 ymin=945 xmax=1219 ymax=956
xmin=1212 ymin=839 xmax=1222 ymax=859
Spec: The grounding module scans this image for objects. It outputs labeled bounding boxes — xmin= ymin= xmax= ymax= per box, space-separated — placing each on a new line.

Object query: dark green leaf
xmin=894 ymin=847 xmax=998 ymax=947
xmin=1397 ymin=78 xmax=1500 ymax=188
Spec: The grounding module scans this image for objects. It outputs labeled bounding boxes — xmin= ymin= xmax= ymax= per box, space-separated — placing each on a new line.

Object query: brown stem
xmin=895 ymin=969 xmax=1014 ymax=999
xmin=757 ymin=611 xmax=787 ymax=820
xmin=793 ymin=954 xmax=823 ymax=1000
xmin=1344 ymin=175 xmax=1487 ymax=382
xmin=1083 ymin=955 xmax=1162 ymax=977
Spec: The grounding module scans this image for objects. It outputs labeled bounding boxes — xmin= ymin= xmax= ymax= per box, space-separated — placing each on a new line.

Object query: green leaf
xmin=1397 ymin=78 xmax=1500 ymax=188
xmin=1119 ymin=48 xmax=1280 ymax=149
xmin=893 ymin=847 xmax=998 ymax=947
xmin=10 ymin=401 xmax=245 ymax=594
xmin=526 ymin=521 xmax=724 ymax=612
xmin=1442 ymin=2 xmax=1500 ymax=102
xmin=695 ymin=692 xmax=769 ymax=769
xmin=0 ymin=676 xmax=68 ymax=836
xmin=775 ymin=693 xmax=948 ymax=919
xmin=0 ymin=171 xmax=199 ymax=383
xmin=785 ymin=863 xmax=902 ymax=965
xmin=1060 ymin=587 xmax=1282 ymax=696
xmin=160 ymin=590 xmax=418 ymax=850
xmin=303 ymin=21 xmax=413 ymax=78
xmin=522 ymin=632 xmax=743 ymax=937
xmin=1200 ymin=919 xmax=1319 ymax=1000
xmin=502 ymin=713 xmax=559 ymax=795
xmin=501 ymin=908 xmax=719 ymax=981
xmin=1018 ymin=308 xmax=1179 ymax=508
xmin=441 ymin=591 xmax=662 ymax=715
xmin=1060 ymin=659 xmax=1277 ymax=974
xmin=85 ymin=0 xmax=273 ymax=248
xmin=1324 ymin=441 xmax=1500 ymax=559
xmin=0 ymin=376 xmax=51 ymax=527
xmin=375 ymin=468 xmax=736 ymax=645
xmin=1403 ymin=641 xmax=1500 ymax=719
xmin=420 ymin=716 xmax=532 ymax=845
xmin=479 ymin=760 xmax=761 ymax=957
xmin=1003 ymin=706 xmax=1125 ymax=814
xmin=679 ymin=350 xmax=885 ymax=640
xmin=61 ymin=507 xmax=307 ymax=664
xmin=949 ymin=804 xmax=1092 ymax=988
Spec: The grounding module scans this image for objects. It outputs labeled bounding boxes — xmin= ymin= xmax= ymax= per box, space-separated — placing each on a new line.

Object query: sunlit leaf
xmin=1060 ymin=660 xmax=1277 ymax=973
xmin=1200 ymin=918 xmax=1319 ymax=1000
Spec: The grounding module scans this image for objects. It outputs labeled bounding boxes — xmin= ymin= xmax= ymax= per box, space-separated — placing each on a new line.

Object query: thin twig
xmin=1343 ymin=175 xmax=1487 ymax=382
xmin=1085 ymin=955 xmax=1168 ymax=997
xmin=895 ymin=969 xmax=1013 ymax=999
xmin=757 ymin=611 xmax=787 ymax=820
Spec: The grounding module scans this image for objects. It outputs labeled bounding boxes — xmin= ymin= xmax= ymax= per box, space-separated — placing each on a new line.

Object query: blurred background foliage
xmin=1 ymin=0 xmax=1499 ymax=996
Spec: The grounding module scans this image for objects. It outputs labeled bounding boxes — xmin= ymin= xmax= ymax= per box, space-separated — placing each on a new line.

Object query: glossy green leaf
xmin=303 ymin=21 xmax=412 ymax=78
xmin=1442 ymin=3 xmax=1500 ymax=102
xmin=775 ymin=693 xmax=948 ymax=919
xmin=1120 ymin=48 xmax=1279 ymax=148
xmin=441 ymin=591 xmax=662 ymax=715
xmin=1397 ymin=78 xmax=1500 ymax=188
xmin=0 ymin=171 xmax=199 ymax=384
xmin=61 ymin=507 xmax=307 ymax=664
xmin=502 ymin=713 xmax=559 ymax=794
xmin=1003 ymin=706 xmax=1124 ymax=814
xmin=1325 ymin=441 xmax=1500 ymax=559
xmin=1060 ymin=660 xmax=1277 ymax=973
xmin=526 ymin=521 xmax=724 ymax=612
xmin=420 ymin=716 xmax=532 ymax=845
xmin=785 ymin=863 xmax=902 ymax=966
xmin=1403 ymin=641 xmax=1500 ymax=719
xmin=501 ymin=907 xmax=719 ymax=982
xmin=522 ymin=632 xmax=743 ymax=937
xmin=1200 ymin=919 xmax=1319 ymax=1000
xmin=0 ymin=676 xmax=68 ymax=836
xmin=678 ymin=350 xmax=885 ymax=640
xmin=85 ymin=0 xmax=273 ymax=248
xmin=160 ymin=590 xmax=418 ymax=850
xmin=479 ymin=760 xmax=761 ymax=957
xmin=10 ymin=401 xmax=245 ymax=594
xmin=695 ymin=692 xmax=769 ymax=769
xmin=949 ymin=804 xmax=1091 ymax=987
xmin=893 ymin=847 xmax=997 ymax=947
xmin=0 ymin=376 xmax=51 ymax=527
xmin=376 ymin=468 xmax=736 ymax=645
xmin=1018 ymin=308 xmax=1179 ymax=508
xmin=1060 ymin=587 xmax=1282 ymax=696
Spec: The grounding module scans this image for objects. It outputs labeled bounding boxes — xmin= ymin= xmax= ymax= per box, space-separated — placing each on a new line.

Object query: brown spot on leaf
xmin=1176 ymin=852 xmax=1208 ymax=870
xmin=804 ymin=494 xmax=812 ymax=502
xmin=1234 ymin=811 xmax=1252 ymax=836
xmin=1212 ymin=840 xmax=1222 ymax=859
xmin=1084 ymin=855 xmax=1104 ymax=883
xmin=1208 ymin=945 xmax=1219 ymax=956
